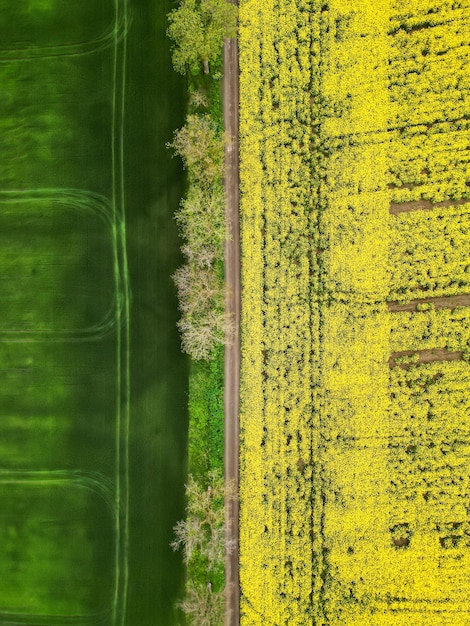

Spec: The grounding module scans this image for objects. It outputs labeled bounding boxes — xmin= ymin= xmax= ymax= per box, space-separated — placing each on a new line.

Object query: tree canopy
xmin=167 ymin=0 xmax=238 ymax=75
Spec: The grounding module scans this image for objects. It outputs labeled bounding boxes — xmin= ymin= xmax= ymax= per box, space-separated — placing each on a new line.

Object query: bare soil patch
xmin=390 ymin=197 xmax=469 ymax=215
xmin=388 ymin=293 xmax=470 ymax=313
xmin=389 ymin=348 xmax=464 ymax=369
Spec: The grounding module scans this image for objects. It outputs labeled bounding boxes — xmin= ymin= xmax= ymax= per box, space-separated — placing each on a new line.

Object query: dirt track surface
xmin=223 ymin=9 xmax=240 ymax=625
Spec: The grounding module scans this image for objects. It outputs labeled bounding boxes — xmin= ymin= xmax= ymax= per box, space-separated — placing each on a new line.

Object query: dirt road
xmin=223 ymin=6 xmax=240 ymax=625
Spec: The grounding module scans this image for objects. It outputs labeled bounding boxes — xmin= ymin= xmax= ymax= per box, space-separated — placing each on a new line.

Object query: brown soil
xmin=223 ymin=7 xmax=240 ymax=625
xmin=390 ymin=197 xmax=469 ymax=215
xmin=389 ymin=348 xmax=464 ymax=369
xmin=387 ymin=293 xmax=470 ymax=313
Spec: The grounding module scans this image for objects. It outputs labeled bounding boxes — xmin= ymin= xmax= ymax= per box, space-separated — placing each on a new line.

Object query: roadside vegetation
xmin=239 ymin=0 xmax=470 ymax=624
xmin=167 ymin=0 xmax=237 ymax=75
xmin=166 ymin=1 xmax=238 ymax=623
xmin=169 ymin=113 xmax=226 ymax=360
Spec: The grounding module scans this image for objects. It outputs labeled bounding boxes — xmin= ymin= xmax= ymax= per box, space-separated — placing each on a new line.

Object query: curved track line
xmin=0 ymin=188 xmax=115 ymax=222
xmin=0 ymin=5 xmax=130 ymax=63
xmin=0 ymin=469 xmax=118 ymax=520
xmin=0 ymin=189 xmax=123 ymax=340
xmin=0 ymin=611 xmax=113 ymax=626
xmin=0 ymin=470 xmax=118 ymax=625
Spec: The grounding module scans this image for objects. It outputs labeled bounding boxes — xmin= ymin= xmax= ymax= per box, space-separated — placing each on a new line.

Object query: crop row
xmin=384 ymin=3 xmax=470 ymax=621
xmin=388 ymin=0 xmax=470 ymax=206
xmin=317 ymin=4 xmax=393 ymax=624
xmin=239 ymin=0 xmax=321 ymax=622
xmin=239 ymin=0 xmax=393 ymax=624
xmin=388 ymin=119 xmax=470 ymax=204
xmin=390 ymin=0 xmax=470 ymax=23
xmin=389 ymin=1 xmax=470 ymax=128
xmin=319 ymin=357 xmax=470 ymax=624
xmin=318 ymin=0 xmax=390 ymax=305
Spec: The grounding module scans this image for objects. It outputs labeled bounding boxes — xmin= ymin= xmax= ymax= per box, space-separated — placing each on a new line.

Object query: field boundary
xmin=223 ymin=1 xmax=240 ymax=623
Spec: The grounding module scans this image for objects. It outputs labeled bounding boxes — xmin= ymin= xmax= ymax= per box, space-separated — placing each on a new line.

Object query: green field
xmin=0 ymin=1 xmax=187 ymax=624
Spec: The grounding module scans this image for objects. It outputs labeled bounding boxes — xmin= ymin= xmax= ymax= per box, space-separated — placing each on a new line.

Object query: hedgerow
xmin=168 ymin=114 xmax=227 ymax=361
xmin=166 ymin=2 xmax=237 ymax=623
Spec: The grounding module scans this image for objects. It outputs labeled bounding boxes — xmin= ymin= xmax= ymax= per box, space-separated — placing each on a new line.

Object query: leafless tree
xmin=172 ymin=471 xmax=237 ymax=569
xmin=177 ymin=309 xmax=228 ymax=361
xmin=178 ymin=582 xmax=225 ymax=626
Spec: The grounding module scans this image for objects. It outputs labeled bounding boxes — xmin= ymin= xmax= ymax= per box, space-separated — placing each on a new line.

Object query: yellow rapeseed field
xmin=239 ymin=0 xmax=470 ymax=623
xmin=390 ymin=305 xmax=470 ymax=353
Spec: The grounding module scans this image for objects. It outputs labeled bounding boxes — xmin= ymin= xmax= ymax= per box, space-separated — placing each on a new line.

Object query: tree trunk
xmin=203 ymin=58 xmax=210 ymax=74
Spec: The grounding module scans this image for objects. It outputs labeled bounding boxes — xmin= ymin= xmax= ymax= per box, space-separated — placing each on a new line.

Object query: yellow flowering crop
xmin=391 ymin=305 xmax=470 ymax=353
xmin=389 ymin=204 xmax=470 ymax=302
xmin=239 ymin=0 xmax=470 ymax=623
xmin=239 ymin=0 xmax=319 ymax=622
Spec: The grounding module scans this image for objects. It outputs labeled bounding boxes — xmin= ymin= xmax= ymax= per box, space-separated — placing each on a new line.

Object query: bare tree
xmin=181 ymin=243 xmax=218 ymax=269
xmin=189 ymin=88 xmax=210 ymax=109
xmin=173 ymin=264 xmax=222 ymax=314
xmin=178 ymin=582 xmax=225 ymax=626
xmin=172 ymin=471 xmax=237 ymax=569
